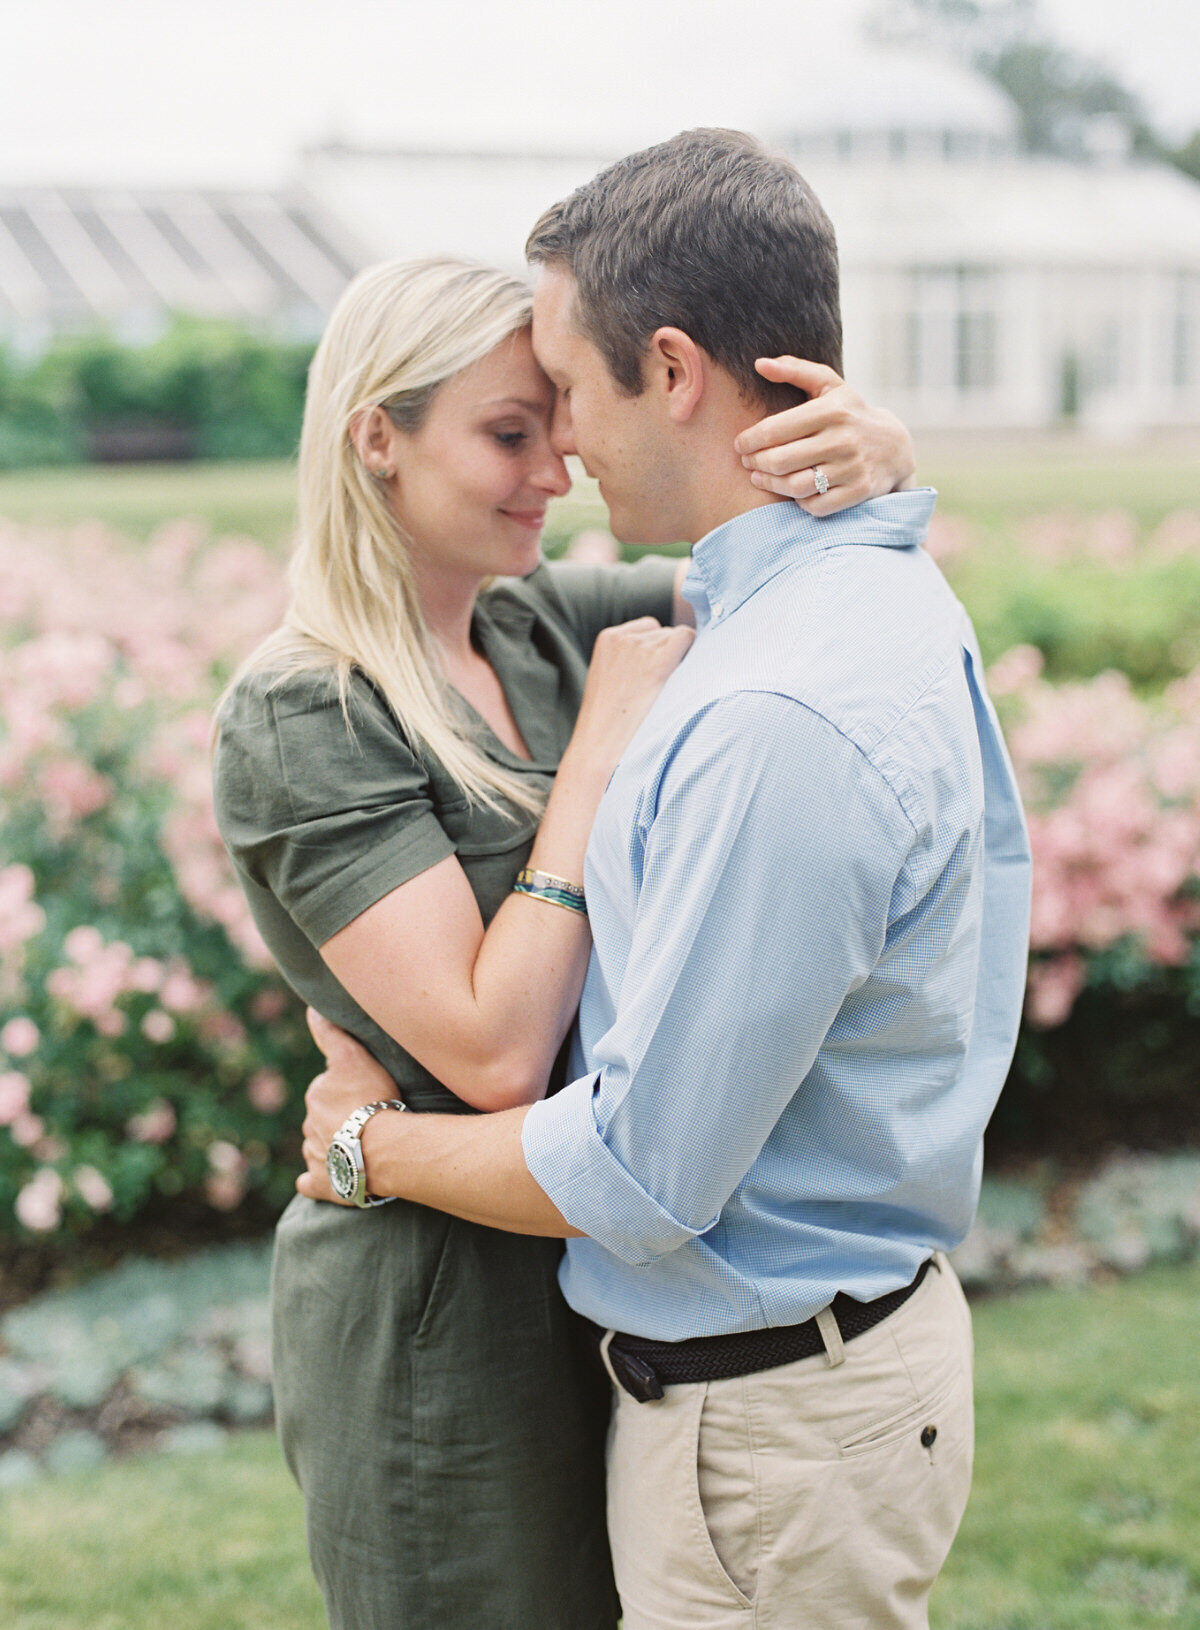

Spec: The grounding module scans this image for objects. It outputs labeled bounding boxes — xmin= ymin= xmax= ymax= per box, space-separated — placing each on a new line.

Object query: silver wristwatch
xmin=325 ymin=1099 xmax=407 ymax=1207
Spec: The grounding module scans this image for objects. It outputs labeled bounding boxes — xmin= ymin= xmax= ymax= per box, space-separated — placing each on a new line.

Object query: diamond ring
xmin=812 ymin=466 xmax=830 ymax=496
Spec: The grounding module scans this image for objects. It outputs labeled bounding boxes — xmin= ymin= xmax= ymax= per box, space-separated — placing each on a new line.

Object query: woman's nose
xmin=533 ymin=448 xmax=572 ymax=497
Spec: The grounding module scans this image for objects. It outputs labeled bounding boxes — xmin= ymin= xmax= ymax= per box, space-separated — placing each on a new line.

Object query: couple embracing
xmin=214 ymin=128 xmax=1031 ymax=1629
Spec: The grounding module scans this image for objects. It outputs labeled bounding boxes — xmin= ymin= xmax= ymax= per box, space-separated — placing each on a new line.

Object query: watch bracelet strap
xmin=342 ymin=1098 xmax=407 ymax=1206
xmin=343 ymin=1098 xmax=407 ymax=1137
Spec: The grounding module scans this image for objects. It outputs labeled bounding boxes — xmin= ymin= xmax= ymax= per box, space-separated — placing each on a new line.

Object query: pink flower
xmin=251 ymin=988 xmax=289 ymax=1024
xmin=0 ymin=1070 xmax=32 ymax=1124
xmin=923 ymin=515 xmax=977 ymax=566
xmin=0 ymin=1017 xmax=39 ymax=1058
xmin=1026 ymin=955 xmax=1087 ymax=1027
xmin=565 ymin=529 xmax=620 ymax=565
xmin=205 ymin=1140 xmax=248 ymax=1211
xmin=126 ymin=1099 xmax=176 ymax=1143
xmin=207 ymin=1140 xmax=246 ymax=1176
xmin=9 ymin=1111 xmax=45 ymax=1148
xmin=130 ymin=958 xmax=165 ymax=994
xmin=1084 ymin=510 xmax=1137 ymax=564
xmin=1148 ymin=510 xmax=1200 ymax=560
xmin=0 ymin=865 xmax=45 ymax=957
xmin=987 ymin=645 xmax=1044 ymax=699
xmin=73 ymin=1165 xmax=114 ymax=1212
xmin=39 ymin=757 xmax=111 ymax=829
xmin=141 ymin=1010 xmax=177 ymax=1044
xmin=200 ymin=1011 xmax=247 ymax=1051
xmin=159 ymin=963 xmax=205 ymax=1015
xmin=10 ymin=630 xmax=113 ymax=712
xmin=247 ymin=1068 xmax=287 ymax=1114
xmin=15 ymin=1168 xmax=63 ymax=1232
xmin=63 ymin=925 xmax=105 ymax=964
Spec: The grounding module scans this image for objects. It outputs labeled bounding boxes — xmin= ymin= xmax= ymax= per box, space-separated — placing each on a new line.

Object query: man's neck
xmin=685 ymin=487 xmax=788 ymax=548
xmin=671 ymin=379 xmax=797 ymax=546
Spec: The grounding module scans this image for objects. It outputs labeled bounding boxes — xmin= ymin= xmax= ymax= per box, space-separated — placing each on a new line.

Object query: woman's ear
xmin=647 ymin=327 xmax=705 ymax=424
xmin=350 ymin=405 xmax=397 ymax=479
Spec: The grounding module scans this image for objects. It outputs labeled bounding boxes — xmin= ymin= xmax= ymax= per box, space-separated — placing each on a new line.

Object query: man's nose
xmin=550 ymin=397 xmax=577 ymax=458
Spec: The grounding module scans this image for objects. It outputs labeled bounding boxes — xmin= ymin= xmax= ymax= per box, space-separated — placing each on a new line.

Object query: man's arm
xmin=520 ymin=693 xmax=913 ymax=1263
xmin=297 ymin=1016 xmax=578 ymax=1235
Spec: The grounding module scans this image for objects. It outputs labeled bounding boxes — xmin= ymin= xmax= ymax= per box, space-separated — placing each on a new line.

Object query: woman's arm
xmin=320 ymin=617 xmax=693 ymax=1113
xmin=734 ymin=357 xmax=916 ymax=515
xmin=661 ymin=365 xmax=913 ymax=626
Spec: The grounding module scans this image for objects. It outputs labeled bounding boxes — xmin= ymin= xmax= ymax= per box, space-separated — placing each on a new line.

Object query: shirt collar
xmin=682 ymin=488 xmax=938 ymax=630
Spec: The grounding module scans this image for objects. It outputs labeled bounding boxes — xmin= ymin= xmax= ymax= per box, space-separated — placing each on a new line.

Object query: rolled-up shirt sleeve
xmin=522 ymin=691 xmax=916 ymax=1265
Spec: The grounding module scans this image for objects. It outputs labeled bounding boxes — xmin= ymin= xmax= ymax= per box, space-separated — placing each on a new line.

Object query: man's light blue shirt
xmin=523 ymin=491 xmax=1031 ymax=1341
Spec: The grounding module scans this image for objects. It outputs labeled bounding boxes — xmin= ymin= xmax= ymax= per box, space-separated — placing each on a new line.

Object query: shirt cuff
xmin=522 ymin=1073 xmax=709 ymax=1266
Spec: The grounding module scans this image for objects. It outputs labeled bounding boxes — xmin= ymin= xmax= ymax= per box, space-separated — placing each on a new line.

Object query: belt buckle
xmin=609 ymin=1345 xmax=665 ymax=1403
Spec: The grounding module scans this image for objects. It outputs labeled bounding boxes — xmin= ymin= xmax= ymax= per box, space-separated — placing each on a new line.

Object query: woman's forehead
xmin=444 ymin=329 xmax=554 ymax=412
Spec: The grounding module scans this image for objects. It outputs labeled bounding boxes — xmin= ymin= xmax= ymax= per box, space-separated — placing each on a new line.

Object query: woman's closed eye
xmin=493 ymin=430 xmax=529 ymax=450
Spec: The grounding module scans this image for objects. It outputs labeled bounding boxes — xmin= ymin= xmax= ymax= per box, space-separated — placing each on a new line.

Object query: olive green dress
xmin=213 ymin=557 xmax=678 ymax=1630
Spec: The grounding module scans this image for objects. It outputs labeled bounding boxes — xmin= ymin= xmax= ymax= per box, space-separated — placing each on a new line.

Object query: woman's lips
xmin=500 ymin=508 xmax=547 ymax=530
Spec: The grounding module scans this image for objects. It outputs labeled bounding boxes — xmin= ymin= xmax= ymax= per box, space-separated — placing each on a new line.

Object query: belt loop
xmin=598 ymin=1329 xmax=622 ymax=1391
xmin=815 ymin=1305 xmax=846 ymax=1368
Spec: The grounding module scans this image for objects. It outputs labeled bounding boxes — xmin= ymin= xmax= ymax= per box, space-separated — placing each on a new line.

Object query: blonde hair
xmin=237 ymin=256 xmax=544 ymax=817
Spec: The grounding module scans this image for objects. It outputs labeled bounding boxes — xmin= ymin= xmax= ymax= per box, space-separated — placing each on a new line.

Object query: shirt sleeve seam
xmin=299 ymin=823 xmax=458 ymax=946
xmin=678 ymin=686 xmax=923 ymax=846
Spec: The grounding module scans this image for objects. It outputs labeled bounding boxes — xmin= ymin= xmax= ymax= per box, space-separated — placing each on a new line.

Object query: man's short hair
xmin=526 ymin=128 xmax=842 ymax=412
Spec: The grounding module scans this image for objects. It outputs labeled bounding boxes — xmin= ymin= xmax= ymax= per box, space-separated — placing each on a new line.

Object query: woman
xmin=213 ymin=255 xmax=915 ymax=1630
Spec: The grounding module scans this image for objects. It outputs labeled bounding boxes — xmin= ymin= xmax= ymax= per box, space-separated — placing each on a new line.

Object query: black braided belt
xmin=586 ymin=1258 xmax=932 ymax=1402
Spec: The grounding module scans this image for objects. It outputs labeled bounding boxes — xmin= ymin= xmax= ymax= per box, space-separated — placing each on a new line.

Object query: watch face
xmin=327 ymin=1140 xmax=358 ymax=1201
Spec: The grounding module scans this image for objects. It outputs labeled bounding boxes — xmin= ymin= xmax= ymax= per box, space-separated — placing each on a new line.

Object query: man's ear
xmin=646 ymin=327 xmax=705 ymax=424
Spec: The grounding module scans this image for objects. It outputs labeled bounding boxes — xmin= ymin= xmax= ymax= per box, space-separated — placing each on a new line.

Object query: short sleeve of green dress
xmin=212 ymin=554 xmax=677 ymax=1630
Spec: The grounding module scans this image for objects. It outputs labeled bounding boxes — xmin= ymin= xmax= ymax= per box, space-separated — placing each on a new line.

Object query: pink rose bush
xmin=992 ymin=647 xmax=1200 ymax=1029
xmin=0 ymin=520 xmax=314 ymax=1241
xmin=2 ymin=507 xmax=1198 ymax=1243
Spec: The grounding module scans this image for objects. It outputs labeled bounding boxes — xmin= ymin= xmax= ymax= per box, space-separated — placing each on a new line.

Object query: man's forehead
xmin=530 ymin=264 xmax=580 ymax=349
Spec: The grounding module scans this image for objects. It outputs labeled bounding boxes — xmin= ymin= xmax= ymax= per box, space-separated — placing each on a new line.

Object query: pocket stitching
xmin=837 ymin=1364 xmax=961 ymax=1459
xmin=690 ymin=1384 xmax=756 ymax=1610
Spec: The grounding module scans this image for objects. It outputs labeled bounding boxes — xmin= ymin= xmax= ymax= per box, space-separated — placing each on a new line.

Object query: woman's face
xmin=385 ymin=326 xmax=571 ymax=588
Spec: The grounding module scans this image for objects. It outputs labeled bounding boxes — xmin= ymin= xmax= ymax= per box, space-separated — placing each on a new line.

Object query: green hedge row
xmin=0 ymin=319 xmax=314 ymax=469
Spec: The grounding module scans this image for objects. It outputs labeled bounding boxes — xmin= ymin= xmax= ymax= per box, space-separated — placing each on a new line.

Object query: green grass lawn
xmin=0 ymin=458 xmax=303 ymax=546
xmin=1 ymin=435 xmax=1196 ymax=549
xmin=0 ymin=456 xmax=606 ymax=550
xmin=2 ymin=1263 xmax=1196 ymax=1629
xmin=918 ymin=433 xmax=1200 ymax=533
xmin=934 ymin=1262 xmax=1200 ymax=1628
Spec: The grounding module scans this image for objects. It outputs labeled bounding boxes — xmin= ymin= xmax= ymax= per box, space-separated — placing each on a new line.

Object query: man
xmin=299 ymin=128 xmax=1031 ymax=1628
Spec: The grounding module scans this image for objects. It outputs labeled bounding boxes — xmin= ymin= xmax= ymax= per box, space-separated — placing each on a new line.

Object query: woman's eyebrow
xmin=477 ymin=396 xmax=551 ymax=413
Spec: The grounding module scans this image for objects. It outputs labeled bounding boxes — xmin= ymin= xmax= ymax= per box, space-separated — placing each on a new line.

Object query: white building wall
xmin=295 ymin=138 xmax=1200 ymax=435
xmin=300 ymin=147 xmax=608 ymax=271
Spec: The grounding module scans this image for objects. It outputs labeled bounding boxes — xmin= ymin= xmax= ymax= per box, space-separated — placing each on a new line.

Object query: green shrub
xmin=0 ymin=319 xmax=314 ymax=469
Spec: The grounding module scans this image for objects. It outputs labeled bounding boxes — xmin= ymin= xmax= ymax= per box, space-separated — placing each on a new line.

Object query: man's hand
xmin=297 ymin=1009 xmax=399 ymax=1202
xmin=295 ymin=1008 xmax=579 ymax=1236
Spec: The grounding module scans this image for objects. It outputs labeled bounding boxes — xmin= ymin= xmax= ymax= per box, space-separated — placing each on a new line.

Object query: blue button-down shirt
xmin=523 ymin=491 xmax=1031 ymax=1341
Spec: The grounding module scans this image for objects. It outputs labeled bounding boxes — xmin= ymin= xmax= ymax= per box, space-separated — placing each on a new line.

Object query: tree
xmin=871 ymin=0 xmax=1198 ymax=177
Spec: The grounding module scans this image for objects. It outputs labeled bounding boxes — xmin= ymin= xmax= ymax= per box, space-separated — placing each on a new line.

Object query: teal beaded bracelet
xmin=513 ymin=868 xmax=588 ymax=917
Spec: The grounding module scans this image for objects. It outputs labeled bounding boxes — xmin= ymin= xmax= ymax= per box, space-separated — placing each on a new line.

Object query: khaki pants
xmin=604 ymin=1256 xmax=974 ymax=1630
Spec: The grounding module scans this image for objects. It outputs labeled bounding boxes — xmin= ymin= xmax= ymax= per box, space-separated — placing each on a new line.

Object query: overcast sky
xmin=1 ymin=0 xmax=1198 ymax=188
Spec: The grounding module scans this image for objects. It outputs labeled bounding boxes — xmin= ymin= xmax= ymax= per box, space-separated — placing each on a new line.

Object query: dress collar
xmin=682 ymin=488 xmax=938 ymax=630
